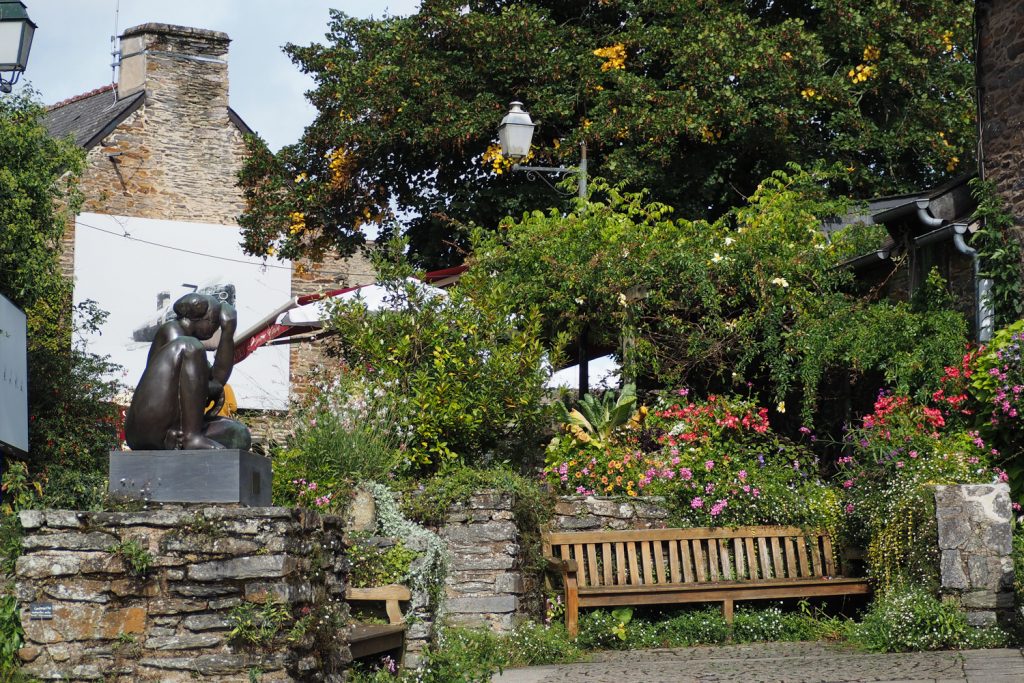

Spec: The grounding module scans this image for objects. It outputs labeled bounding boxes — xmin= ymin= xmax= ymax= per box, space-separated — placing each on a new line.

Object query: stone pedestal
xmin=109 ymin=450 xmax=272 ymax=505
xmin=934 ymin=483 xmax=1015 ymax=628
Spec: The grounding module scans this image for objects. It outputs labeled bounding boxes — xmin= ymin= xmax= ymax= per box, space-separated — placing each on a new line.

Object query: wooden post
xmin=565 ymin=573 xmax=580 ymax=637
xmin=723 ymin=598 xmax=734 ymax=624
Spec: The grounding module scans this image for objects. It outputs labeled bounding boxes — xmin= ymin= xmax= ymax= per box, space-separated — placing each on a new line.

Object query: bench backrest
xmin=544 ymin=526 xmax=837 ymax=589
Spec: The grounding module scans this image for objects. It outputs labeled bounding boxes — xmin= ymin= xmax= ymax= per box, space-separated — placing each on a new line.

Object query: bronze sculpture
xmin=125 ymin=293 xmax=251 ymax=451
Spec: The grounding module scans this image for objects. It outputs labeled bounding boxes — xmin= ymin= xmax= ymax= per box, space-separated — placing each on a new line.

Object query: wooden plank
xmin=640 ymin=540 xmax=654 ymax=585
xmin=719 ymin=540 xmax=732 ymax=581
xmin=565 ymin=573 xmax=579 ymax=637
xmin=692 ymin=539 xmax=707 ymax=582
xmin=757 ymin=537 xmax=772 ymax=579
xmin=544 ymin=526 xmax=821 ymax=545
xmin=822 ymin=535 xmax=836 ymax=576
xmin=615 ymin=542 xmax=627 ymax=585
xmin=744 ymin=538 xmax=758 ymax=580
xmin=587 ymin=544 xmax=601 ymax=587
xmin=707 ymin=538 xmax=720 ymax=581
xmin=784 ymin=537 xmax=798 ymax=579
xmin=654 ymin=540 xmax=668 ymax=585
xmin=808 ymin=536 xmax=824 ymax=577
xmin=681 ymin=539 xmax=695 ymax=583
xmin=667 ymin=538 xmax=682 ymax=583
xmin=346 ymin=585 xmax=412 ymax=602
xmin=733 ymin=538 xmax=745 ymax=580
xmin=627 ymin=541 xmax=641 ymax=586
xmin=770 ymin=537 xmax=784 ymax=578
xmin=796 ymin=537 xmax=810 ymax=577
xmin=598 ymin=540 xmax=606 ymax=585
xmin=574 ymin=544 xmax=588 ymax=586
xmin=577 ymin=576 xmax=871 ymax=595
xmin=575 ymin=579 xmax=871 ymax=608
xmin=348 ymin=624 xmax=405 ymax=659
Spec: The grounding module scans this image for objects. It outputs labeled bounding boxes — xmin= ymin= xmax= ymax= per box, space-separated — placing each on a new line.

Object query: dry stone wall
xmin=551 ymin=495 xmax=671 ymax=531
xmin=440 ymin=491 xmax=527 ymax=633
xmin=15 ymin=507 xmax=349 ymax=682
xmin=934 ymin=483 xmax=1015 ymax=628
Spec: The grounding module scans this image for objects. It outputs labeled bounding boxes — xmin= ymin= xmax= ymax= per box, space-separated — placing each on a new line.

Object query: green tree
xmin=239 ymin=0 xmax=974 ymax=267
xmin=0 ymin=92 xmax=121 ymax=500
xmin=464 ymin=168 xmax=967 ymax=421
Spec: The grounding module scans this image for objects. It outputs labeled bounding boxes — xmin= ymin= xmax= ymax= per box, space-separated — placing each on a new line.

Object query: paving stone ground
xmin=491 ymin=642 xmax=1024 ymax=683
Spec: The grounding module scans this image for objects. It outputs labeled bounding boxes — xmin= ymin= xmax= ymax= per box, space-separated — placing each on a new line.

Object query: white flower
xmin=724 ymin=237 xmax=735 ymax=246
xmin=711 ymin=252 xmax=724 ymax=264
xmin=770 ymin=277 xmax=789 ymax=288
xmin=618 ymin=293 xmax=628 ymax=306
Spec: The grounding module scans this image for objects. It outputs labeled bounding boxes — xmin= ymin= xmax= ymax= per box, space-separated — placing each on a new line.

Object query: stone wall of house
xmin=440 ymin=491 xmax=527 ymax=633
xmin=978 ymin=0 xmax=1024 ymax=241
xmin=551 ymin=495 xmax=671 ymax=531
xmin=15 ymin=507 xmax=349 ymax=682
xmin=934 ymin=483 xmax=1015 ymax=628
xmin=52 ymin=22 xmax=378 ymax=417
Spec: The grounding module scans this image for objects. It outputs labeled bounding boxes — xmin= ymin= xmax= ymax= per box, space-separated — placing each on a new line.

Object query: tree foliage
xmin=0 ymin=92 xmax=122 ymax=494
xmin=239 ymin=0 xmax=975 ymax=267
xmin=464 ymin=168 xmax=967 ymax=421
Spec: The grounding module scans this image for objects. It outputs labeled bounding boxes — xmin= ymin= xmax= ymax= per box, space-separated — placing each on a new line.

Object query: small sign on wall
xmin=28 ymin=602 xmax=53 ymax=620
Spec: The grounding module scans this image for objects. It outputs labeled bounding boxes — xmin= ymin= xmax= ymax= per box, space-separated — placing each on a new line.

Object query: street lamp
xmin=0 ymin=1 xmax=35 ymax=94
xmin=497 ymin=101 xmax=587 ymax=199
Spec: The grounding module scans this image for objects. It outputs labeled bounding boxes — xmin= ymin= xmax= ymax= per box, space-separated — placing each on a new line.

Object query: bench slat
xmin=668 ymin=539 xmax=682 ymax=583
xmin=573 ymin=544 xmax=587 ymax=585
xmin=809 ymin=537 xmax=824 ymax=577
xmin=654 ymin=540 xmax=668 ymax=584
xmin=639 ymin=540 xmax=653 ymax=585
xmin=823 ymin=535 xmax=836 ymax=576
xmin=598 ymin=540 xmax=606 ymax=585
xmin=744 ymin=537 xmax=758 ymax=580
xmin=587 ymin=544 xmax=600 ymax=587
xmin=707 ymin=538 xmax=720 ymax=581
xmin=578 ymin=575 xmax=870 ymax=595
xmin=615 ymin=542 xmax=627 ymax=585
xmin=770 ymin=537 xmax=783 ymax=578
xmin=680 ymin=540 xmax=694 ymax=582
xmin=692 ymin=540 xmax=706 ymax=582
xmin=758 ymin=537 xmax=772 ymax=579
xmin=796 ymin=537 xmax=810 ymax=577
xmin=784 ymin=537 xmax=798 ymax=578
xmin=627 ymin=541 xmax=641 ymax=586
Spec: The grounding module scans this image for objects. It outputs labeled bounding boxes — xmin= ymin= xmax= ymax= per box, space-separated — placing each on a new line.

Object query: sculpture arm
xmin=210 ymin=304 xmax=237 ymax=387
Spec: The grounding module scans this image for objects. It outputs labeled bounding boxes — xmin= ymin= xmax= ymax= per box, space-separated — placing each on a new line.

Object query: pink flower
xmin=909 ymin=450 xmax=918 ymax=459
xmin=843 ymin=479 xmax=854 ymax=489
xmin=671 ymin=457 xmax=681 ymax=466
xmin=709 ymin=499 xmax=728 ymax=516
xmin=738 ymin=470 xmax=747 ymax=481
xmin=752 ymin=488 xmax=760 ymax=497
xmin=845 ymin=503 xmax=855 ymax=514
xmin=742 ymin=485 xmax=751 ymax=493
xmin=895 ymin=461 xmax=904 ymax=469
xmin=705 ymin=483 xmax=715 ymax=494
xmin=691 ymin=497 xmax=704 ymax=509
xmin=679 ymin=468 xmax=693 ymax=480
xmin=705 ymin=460 xmax=715 ymax=471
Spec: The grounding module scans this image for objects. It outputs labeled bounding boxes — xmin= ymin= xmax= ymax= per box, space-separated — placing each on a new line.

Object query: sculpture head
xmin=173 ymin=293 xmax=221 ymax=341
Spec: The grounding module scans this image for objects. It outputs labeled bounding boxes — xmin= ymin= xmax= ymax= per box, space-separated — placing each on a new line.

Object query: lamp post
xmin=498 ymin=101 xmax=587 ymax=199
xmin=0 ymin=1 xmax=35 ymax=94
xmin=498 ymin=101 xmax=592 ymax=393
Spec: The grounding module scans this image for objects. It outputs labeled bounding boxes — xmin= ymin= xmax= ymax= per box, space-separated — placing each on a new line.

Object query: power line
xmin=75 ymin=219 xmax=292 ymax=271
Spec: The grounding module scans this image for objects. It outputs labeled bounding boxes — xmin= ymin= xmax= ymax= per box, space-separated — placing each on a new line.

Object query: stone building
xmin=977 ymin=0 xmax=1024 ymax=245
xmin=43 ymin=23 xmax=374 ymax=427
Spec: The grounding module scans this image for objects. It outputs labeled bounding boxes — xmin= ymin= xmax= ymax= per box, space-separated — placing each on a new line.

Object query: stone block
xmin=144 ymin=633 xmax=222 ymax=650
xmin=966 ymin=610 xmax=997 ymax=627
xmin=18 ymin=510 xmax=45 ymax=529
xmin=43 ymin=580 xmax=111 ymax=603
xmin=495 ymin=573 xmax=524 ymax=594
xmin=188 ymin=554 xmax=297 ymax=581
xmin=182 ymin=613 xmax=229 ymax=632
xmin=961 ymin=590 xmax=998 ymax=609
xmin=109 ymin=449 xmax=271 ymax=505
xmin=22 ymin=531 xmax=119 ymax=553
xmin=445 ymin=595 xmax=518 ymax=614
xmin=16 ymin=553 xmax=83 ymax=579
xmin=346 ymin=486 xmax=376 ymax=532
xmin=940 ymin=549 xmax=968 ymax=590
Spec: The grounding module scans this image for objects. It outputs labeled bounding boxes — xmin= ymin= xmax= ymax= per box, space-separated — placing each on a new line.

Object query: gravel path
xmin=492 ymin=642 xmax=1024 ymax=683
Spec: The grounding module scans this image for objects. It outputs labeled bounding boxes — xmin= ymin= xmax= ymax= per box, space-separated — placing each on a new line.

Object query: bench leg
xmin=723 ymin=599 xmax=734 ymax=624
xmin=565 ymin=575 xmax=579 ymax=638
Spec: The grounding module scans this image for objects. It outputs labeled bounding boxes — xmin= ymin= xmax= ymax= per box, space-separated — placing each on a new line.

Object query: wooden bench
xmin=345 ymin=584 xmax=411 ymax=660
xmin=544 ymin=526 xmax=869 ymax=636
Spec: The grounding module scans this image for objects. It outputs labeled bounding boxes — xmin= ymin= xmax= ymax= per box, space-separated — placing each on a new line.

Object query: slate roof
xmin=43 ymin=85 xmax=145 ymax=149
xmin=43 ymin=84 xmax=255 ymax=149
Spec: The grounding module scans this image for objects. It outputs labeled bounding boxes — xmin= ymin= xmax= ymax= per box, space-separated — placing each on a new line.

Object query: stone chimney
xmin=976 ymin=1 xmax=1024 ymax=235
xmin=117 ymin=23 xmax=230 ymax=106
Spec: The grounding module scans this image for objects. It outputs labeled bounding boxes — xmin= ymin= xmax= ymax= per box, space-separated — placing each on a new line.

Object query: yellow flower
xmin=593 ymin=43 xmax=626 ymax=71
xmin=776 ymin=401 xmax=786 ymax=414
xmin=266 ymin=245 xmax=276 ymax=256
xmin=848 ymin=64 xmax=876 ymax=84
xmin=862 ymin=45 xmax=881 ymax=62
xmin=288 ymin=211 xmax=306 ymax=235
xmin=294 ymin=172 xmax=307 ymax=184
xmin=800 ymin=87 xmax=821 ymax=101
xmin=941 ymin=30 xmax=955 ymax=53
xmin=947 ymin=156 xmax=959 ymax=172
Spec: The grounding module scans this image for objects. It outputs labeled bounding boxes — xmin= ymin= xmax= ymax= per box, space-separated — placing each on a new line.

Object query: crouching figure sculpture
xmin=125 ymin=292 xmax=251 ymax=451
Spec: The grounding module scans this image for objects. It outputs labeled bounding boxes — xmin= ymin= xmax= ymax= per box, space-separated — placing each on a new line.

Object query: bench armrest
xmin=345 ymin=584 xmax=411 ymax=625
xmin=545 ymin=556 xmax=578 ymax=575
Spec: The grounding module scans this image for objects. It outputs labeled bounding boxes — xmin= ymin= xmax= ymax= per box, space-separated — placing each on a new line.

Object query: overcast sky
xmin=16 ymin=1 xmax=421 ymax=151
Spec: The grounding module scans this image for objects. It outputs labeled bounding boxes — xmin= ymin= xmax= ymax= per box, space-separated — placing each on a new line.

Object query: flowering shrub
xmin=543 ymin=391 xmax=840 ymax=532
xmin=971 ymin=321 xmax=1024 ymax=495
xmin=836 ymin=390 xmax=997 ymax=588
